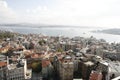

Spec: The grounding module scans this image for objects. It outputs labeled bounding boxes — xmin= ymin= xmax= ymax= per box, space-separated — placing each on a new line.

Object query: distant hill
xmin=0 ymin=23 xmax=77 ymax=28
xmin=0 ymin=23 xmax=100 ymax=28
xmin=94 ymin=28 xmax=120 ymax=35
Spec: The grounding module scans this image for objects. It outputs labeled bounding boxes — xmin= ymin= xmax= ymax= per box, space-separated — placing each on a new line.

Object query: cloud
xmin=22 ymin=0 xmax=120 ymax=26
xmin=52 ymin=0 xmax=120 ymax=27
xmin=0 ymin=0 xmax=18 ymax=23
xmin=1 ymin=0 xmax=120 ymax=28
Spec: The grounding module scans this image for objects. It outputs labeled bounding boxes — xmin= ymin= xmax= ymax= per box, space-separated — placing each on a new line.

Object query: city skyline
xmin=1 ymin=0 xmax=120 ymax=28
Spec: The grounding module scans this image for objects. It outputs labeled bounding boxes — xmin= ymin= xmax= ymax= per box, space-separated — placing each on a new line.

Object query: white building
xmin=108 ymin=61 xmax=120 ymax=80
xmin=6 ymin=59 xmax=32 ymax=80
xmin=98 ymin=60 xmax=120 ymax=80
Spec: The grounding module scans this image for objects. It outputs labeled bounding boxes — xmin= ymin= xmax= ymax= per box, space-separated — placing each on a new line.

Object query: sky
xmin=1 ymin=0 xmax=120 ymax=28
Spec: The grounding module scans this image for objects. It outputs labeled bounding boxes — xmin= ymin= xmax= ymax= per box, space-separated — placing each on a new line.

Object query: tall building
xmin=82 ymin=61 xmax=94 ymax=80
xmin=89 ymin=70 xmax=102 ymax=80
xmin=58 ymin=55 xmax=74 ymax=80
xmin=42 ymin=59 xmax=54 ymax=80
xmin=0 ymin=61 xmax=7 ymax=80
xmin=6 ymin=59 xmax=32 ymax=80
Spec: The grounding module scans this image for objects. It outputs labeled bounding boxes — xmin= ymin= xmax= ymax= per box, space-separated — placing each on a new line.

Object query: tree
xmin=31 ymin=61 xmax=42 ymax=73
xmin=0 ymin=31 xmax=14 ymax=40
xmin=57 ymin=48 xmax=63 ymax=52
xmin=38 ymin=40 xmax=46 ymax=46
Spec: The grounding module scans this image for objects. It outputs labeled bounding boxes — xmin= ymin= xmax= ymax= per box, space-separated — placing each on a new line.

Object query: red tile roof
xmin=0 ymin=62 xmax=7 ymax=67
xmin=42 ymin=59 xmax=50 ymax=68
xmin=31 ymin=54 xmax=39 ymax=58
xmin=89 ymin=71 xmax=102 ymax=80
xmin=0 ymin=46 xmax=10 ymax=53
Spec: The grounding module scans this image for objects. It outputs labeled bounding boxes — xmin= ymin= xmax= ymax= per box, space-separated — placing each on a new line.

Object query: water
xmin=1 ymin=26 xmax=120 ymax=43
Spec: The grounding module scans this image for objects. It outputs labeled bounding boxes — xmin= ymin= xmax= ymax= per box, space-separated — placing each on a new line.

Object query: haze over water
xmin=1 ymin=26 xmax=120 ymax=43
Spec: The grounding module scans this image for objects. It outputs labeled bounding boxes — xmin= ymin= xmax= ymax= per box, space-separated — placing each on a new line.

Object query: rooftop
xmin=0 ymin=62 xmax=7 ymax=67
xmin=108 ymin=61 xmax=120 ymax=74
xmin=42 ymin=59 xmax=51 ymax=68
xmin=84 ymin=61 xmax=94 ymax=66
xmin=112 ymin=76 xmax=120 ymax=80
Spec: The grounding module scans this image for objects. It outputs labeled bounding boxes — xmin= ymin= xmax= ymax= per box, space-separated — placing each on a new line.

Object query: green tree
xmin=57 ymin=48 xmax=63 ymax=52
xmin=31 ymin=61 xmax=42 ymax=73
xmin=38 ymin=40 xmax=46 ymax=46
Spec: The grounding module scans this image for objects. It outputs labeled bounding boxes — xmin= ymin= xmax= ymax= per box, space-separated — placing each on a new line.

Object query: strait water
xmin=1 ymin=26 xmax=120 ymax=43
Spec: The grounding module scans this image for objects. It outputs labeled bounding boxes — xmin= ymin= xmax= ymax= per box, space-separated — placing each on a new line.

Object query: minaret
xmin=7 ymin=56 xmax=9 ymax=65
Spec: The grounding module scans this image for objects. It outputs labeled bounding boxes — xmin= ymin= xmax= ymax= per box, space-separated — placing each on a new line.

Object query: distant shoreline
xmin=0 ymin=23 xmax=102 ymax=28
xmin=92 ymin=28 xmax=120 ymax=35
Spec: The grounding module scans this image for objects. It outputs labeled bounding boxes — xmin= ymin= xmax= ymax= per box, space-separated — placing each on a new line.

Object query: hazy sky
xmin=1 ymin=0 xmax=120 ymax=28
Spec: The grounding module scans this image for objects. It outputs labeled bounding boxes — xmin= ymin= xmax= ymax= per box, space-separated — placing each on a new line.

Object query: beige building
xmin=58 ymin=56 xmax=74 ymax=80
